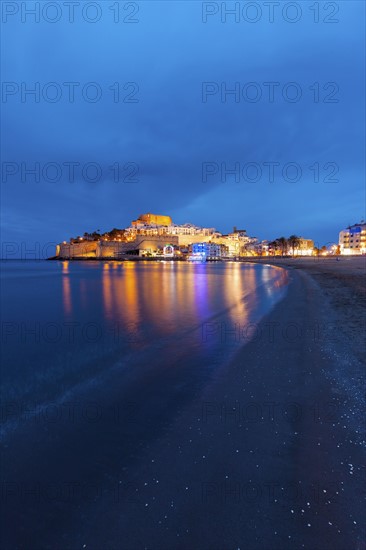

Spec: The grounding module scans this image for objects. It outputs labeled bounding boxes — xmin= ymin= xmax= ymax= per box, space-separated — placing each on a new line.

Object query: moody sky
xmin=1 ymin=0 xmax=365 ymax=254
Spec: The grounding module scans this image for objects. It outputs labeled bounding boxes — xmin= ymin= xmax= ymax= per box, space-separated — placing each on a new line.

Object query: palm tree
xmin=269 ymin=240 xmax=279 ymax=256
xmin=276 ymin=237 xmax=288 ymax=257
xmin=288 ymin=235 xmax=301 ymax=257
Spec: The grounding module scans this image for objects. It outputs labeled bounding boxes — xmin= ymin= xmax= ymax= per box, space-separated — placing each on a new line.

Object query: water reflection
xmin=192 ymin=265 xmax=209 ymax=318
xmin=102 ymin=263 xmax=113 ymax=319
xmin=60 ymin=263 xmax=287 ymax=345
xmin=3 ymin=261 xmax=289 ymax=409
xmin=61 ymin=262 xmax=72 ymax=316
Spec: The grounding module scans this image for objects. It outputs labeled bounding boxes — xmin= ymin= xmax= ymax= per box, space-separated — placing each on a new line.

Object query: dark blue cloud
xmin=1 ymin=0 xmax=365 ymax=252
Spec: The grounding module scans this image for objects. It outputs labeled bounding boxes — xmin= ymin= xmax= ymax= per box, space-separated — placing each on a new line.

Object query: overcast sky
xmin=1 ymin=0 xmax=365 ymax=252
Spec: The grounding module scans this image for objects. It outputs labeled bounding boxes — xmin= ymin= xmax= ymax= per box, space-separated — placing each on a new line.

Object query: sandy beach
xmin=244 ymin=256 xmax=366 ymax=365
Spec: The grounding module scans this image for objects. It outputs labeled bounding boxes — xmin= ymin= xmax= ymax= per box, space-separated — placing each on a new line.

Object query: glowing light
xmin=163 ymin=244 xmax=175 ymax=257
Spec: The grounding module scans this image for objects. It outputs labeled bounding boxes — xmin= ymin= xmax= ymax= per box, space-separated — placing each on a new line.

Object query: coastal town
xmin=55 ymin=213 xmax=366 ymax=260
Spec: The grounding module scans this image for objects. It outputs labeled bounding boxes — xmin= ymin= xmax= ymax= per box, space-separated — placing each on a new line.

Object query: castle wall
xmin=132 ymin=213 xmax=172 ymax=226
xmin=130 ymin=235 xmax=179 ymax=251
xmin=56 ymin=235 xmax=179 ymax=259
xmin=177 ymin=234 xmax=213 ymax=246
xmin=97 ymin=241 xmax=126 ymax=258
xmin=58 ymin=241 xmax=97 ymax=258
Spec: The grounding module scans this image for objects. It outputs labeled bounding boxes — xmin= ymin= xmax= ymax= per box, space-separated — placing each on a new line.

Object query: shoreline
xmin=243 ymin=256 xmax=366 ymax=365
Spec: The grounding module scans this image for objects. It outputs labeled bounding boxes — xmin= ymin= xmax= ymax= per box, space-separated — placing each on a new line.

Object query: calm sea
xmin=0 ymin=260 xmax=289 ymax=547
xmin=1 ymin=261 xmax=288 ymax=431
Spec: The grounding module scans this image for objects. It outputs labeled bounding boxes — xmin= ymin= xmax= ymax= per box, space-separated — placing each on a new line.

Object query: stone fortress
xmin=56 ymin=213 xmax=256 ymax=259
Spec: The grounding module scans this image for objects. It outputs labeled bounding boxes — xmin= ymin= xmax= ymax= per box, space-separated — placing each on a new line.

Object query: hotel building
xmin=191 ymin=242 xmax=222 ymax=259
xmin=339 ymin=222 xmax=366 ymax=255
xmin=293 ymin=238 xmax=314 ymax=256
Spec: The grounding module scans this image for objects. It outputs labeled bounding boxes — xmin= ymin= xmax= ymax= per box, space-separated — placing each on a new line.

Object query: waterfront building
xmin=253 ymin=240 xmax=270 ymax=256
xmin=261 ymin=238 xmax=314 ymax=256
xmin=292 ymin=238 xmax=314 ymax=256
xmin=212 ymin=231 xmax=258 ymax=257
xmin=339 ymin=222 xmax=366 ymax=255
xmin=191 ymin=242 xmax=222 ymax=260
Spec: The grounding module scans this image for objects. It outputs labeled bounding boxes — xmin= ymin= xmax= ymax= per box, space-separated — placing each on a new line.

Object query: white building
xmin=290 ymin=238 xmax=314 ymax=256
xmin=126 ymin=222 xmax=216 ymax=238
xmin=339 ymin=222 xmax=366 ymax=255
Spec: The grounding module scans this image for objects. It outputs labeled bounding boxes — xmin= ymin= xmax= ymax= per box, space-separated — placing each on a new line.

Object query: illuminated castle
xmin=56 ymin=213 xmax=258 ymax=259
xmin=132 ymin=213 xmax=172 ymax=227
